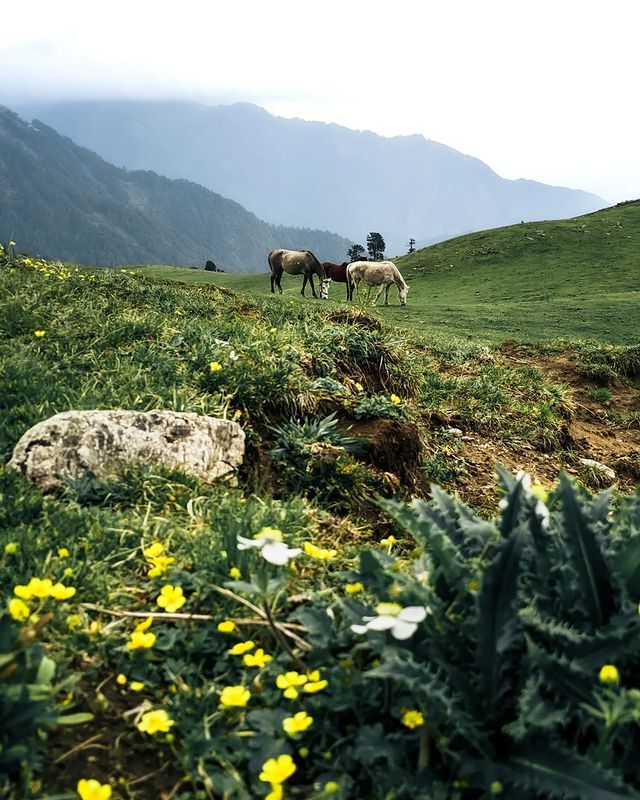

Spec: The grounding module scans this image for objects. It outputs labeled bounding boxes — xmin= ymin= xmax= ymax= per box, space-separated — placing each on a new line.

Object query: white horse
xmin=347 ymin=261 xmax=409 ymax=305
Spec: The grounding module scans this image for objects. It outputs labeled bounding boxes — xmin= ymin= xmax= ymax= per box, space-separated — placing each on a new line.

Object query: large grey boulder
xmin=9 ymin=410 xmax=245 ymax=492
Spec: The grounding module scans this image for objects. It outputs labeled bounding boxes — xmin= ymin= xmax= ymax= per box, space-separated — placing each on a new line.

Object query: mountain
xmin=0 ymin=107 xmax=351 ymax=270
xmin=17 ymin=100 xmax=607 ymax=254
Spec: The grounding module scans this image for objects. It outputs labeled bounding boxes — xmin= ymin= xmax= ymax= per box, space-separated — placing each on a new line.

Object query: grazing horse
xmin=347 ymin=260 xmax=409 ymax=305
xmin=268 ymin=249 xmax=329 ymax=299
xmin=320 ymin=262 xmax=349 ymax=300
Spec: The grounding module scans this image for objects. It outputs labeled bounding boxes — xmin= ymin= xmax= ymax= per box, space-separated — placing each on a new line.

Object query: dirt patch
xmin=325 ymin=309 xmax=382 ymax=331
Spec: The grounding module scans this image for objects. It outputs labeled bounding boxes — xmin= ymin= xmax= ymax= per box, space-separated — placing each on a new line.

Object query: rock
xmin=577 ymin=457 xmax=616 ymax=482
xmin=9 ymin=410 xmax=245 ymax=492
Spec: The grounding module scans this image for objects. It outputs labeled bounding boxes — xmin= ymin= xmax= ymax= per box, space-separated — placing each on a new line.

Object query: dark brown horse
xmin=268 ymin=249 xmax=329 ymax=298
xmin=321 ymin=259 xmax=368 ymax=300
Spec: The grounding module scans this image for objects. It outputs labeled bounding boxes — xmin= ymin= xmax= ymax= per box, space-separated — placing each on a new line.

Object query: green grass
xmin=135 ymin=200 xmax=640 ymax=345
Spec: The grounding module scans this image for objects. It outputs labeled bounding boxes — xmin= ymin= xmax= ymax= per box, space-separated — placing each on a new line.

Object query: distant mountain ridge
xmin=0 ymin=106 xmax=351 ymax=269
xmin=17 ymin=100 xmax=607 ymax=254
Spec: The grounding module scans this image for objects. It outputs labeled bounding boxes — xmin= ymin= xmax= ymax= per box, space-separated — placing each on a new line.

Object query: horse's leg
xmin=309 ymin=273 xmax=318 ymax=298
xmin=301 ymin=274 xmax=308 ymax=296
xmin=373 ymin=284 xmax=385 ymax=305
xmin=276 ymin=268 xmax=283 ymax=294
xmin=270 ymin=271 xmax=275 ymax=293
xmin=384 ymin=284 xmax=390 ymax=305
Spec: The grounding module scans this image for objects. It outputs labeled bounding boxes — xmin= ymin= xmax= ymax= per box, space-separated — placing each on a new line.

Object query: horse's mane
xmin=304 ymin=250 xmax=326 ymax=278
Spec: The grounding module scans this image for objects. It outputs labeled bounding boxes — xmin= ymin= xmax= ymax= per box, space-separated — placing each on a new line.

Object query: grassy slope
xmin=136 ymin=200 xmax=640 ymax=345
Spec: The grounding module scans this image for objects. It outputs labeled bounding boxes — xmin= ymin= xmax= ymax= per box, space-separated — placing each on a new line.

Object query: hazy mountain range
xmin=18 ymin=100 xmax=607 ymax=254
xmin=0 ymin=106 xmax=350 ymax=269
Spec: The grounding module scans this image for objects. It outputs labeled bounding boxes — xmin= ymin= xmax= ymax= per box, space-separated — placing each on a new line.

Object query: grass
xmin=135 ymin=200 xmax=640 ymax=345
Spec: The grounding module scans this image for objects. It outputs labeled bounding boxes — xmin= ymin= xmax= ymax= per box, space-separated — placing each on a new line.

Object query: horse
xmin=347 ymin=260 xmax=409 ymax=305
xmin=320 ymin=262 xmax=349 ymax=300
xmin=268 ymin=249 xmax=329 ymax=299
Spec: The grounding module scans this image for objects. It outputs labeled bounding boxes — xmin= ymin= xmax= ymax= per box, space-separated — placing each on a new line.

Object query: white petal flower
xmin=236 ymin=532 xmax=300 ymax=565
xmin=350 ymin=605 xmax=429 ymax=640
xmin=237 ymin=535 xmax=263 ymax=551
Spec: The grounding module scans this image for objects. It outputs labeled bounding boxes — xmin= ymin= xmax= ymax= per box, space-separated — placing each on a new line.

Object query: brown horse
xmin=268 ymin=249 xmax=329 ymax=298
xmin=320 ymin=262 xmax=349 ymax=300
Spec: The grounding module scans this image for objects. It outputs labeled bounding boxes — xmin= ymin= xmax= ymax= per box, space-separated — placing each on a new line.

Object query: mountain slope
xmin=0 ymin=107 xmax=351 ymax=270
xmin=19 ymin=100 xmax=607 ymax=253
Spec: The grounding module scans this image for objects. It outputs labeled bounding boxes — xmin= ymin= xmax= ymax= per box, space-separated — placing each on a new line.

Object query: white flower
xmin=229 ymin=350 xmax=240 ymax=361
xmin=237 ymin=527 xmax=301 ymax=566
xmin=534 ymin=499 xmax=550 ymax=530
xmin=351 ymin=603 xmax=429 ymax=640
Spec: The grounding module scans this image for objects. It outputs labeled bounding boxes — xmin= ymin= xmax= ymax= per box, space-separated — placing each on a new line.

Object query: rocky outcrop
xmin=9 ymin=410 xmax=245 ymax=492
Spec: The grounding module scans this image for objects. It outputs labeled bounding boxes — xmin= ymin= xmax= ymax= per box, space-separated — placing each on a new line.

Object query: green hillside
xmin=136 ymin=200 xmax=640 ymax=345
xmin=1 ymin=245 xmax=640 ymax=799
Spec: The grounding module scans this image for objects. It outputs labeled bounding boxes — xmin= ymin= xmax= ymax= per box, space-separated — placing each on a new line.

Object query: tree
xmin=366 ymin=232 xmax=385 ymax=261
xmin=407 ymin=238 xmax=416 ymax=254
xmin=347 ymin=243 xmax=366 ymax=262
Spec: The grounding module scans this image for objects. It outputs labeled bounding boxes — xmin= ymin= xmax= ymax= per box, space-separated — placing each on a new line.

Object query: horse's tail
xmin=305 ymin=250 xmax=326 ymax=279
xmin=268 ymin=249 xmax=280 ymax=274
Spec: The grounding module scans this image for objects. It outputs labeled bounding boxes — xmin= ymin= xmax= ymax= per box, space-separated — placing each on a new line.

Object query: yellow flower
xmin=389 ymin=394 xmax=401 ymax=404
xmin=67 ymin=613 xmax=82 ymax=629
xmin=14 ymin=577 xmax=53 ymax=600
xmin=127 ymin=630 xmax=156 ymax=650
xmin=77 ymin=778 xmax=112 ymax=800
xmin=354 ymin=382 xmax=364 ymax=392
xmin=345 ymin=582 xmax=364 ymax=595
xmin=219 ymin=685 xmax=251 ymax=707
xmin=304 ymin=542 xmax=337 ymax=560
xmin=256 ymin=526 xmax=283 ymax=541
xmin=276 ymin=671 xmax=308 ymax=700
xmin=89 ymin=621 xmax=102 ymax=637
xmin=282 ymin=711 xmax=313 ymax=735
xmin=306 ymin=670 xmax=321 ymax=682
xmin=303 ymin=679 xmax=328 ymax=694
xmin=228 ymin=640 xmax=255 ymax=655
xmin=64 ymin=567 xmax=74 ymax=578
xmin=156 ymin=585 xmax=186 ymax=613
xmin=401 ymin=709 xmax=425 ymax=729
xmin=144 ymin=542 xmax=164 ymax=558
xmin=137 ymin=709 xmax=175 ymax=734
xmin=243 ymin=648 xmax=272 ymax=668
xmin=599 ymin=664 xmax=620 ymax=684
xmin=259 ymin=754 xmax=297 ymax=785
xmin=375 ymin=602 xmax=402 ymax=616
xmin=325 ymin=782 xmax=340 ymax=795
xmin=147 ymin=555 xmax=175 ymax=577
xmin=34 ymin=330 xmax=46 ymax=338
xmin=49 ymin=583 xmax=76 ymax=601
xmin=135 ymin=616 xmax=153 ymax=632
xmin=130 ymin=681 xmax=145 ymax=692
xmin=529 ymin=483 xmax=549 ymax=504
xmin=209 ymin=361 xmax=222 ymax=372
xmin=116 ymin=674 xmax=127 ymax=685
xmin=9 ymin=241 xmax=16 ymax=247
xmin=9 ymin=597 xmax=30 ymax=622
xmin=4 ymin=542 xmax=18 ymax=554
xmin=58 ymin=547 xmax=70 ymax=558
xmin=265 ymin=786 xmax=283 ymax=800
xmin=229 ymin=566 xmax=241 ymax=579
xmin=380 ymin=535 xmax=397 ymax=548
xmin=467 ymin=579 xmax=479 ymax=592
xmin=217 ymin=619 xmax=236 ymax=633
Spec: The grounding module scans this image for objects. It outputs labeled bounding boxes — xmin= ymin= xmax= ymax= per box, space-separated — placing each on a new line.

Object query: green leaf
xmin=35 ymin=655 xmax=56 ymax=686
xmin=56 ymin=712 xmax=94 ymax=725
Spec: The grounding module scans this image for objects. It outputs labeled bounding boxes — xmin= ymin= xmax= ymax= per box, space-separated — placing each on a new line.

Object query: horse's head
xmin=399 ymin=284 xmax=409 ymax=305
xmin=320 ymin=277 xmax=332 ymax=299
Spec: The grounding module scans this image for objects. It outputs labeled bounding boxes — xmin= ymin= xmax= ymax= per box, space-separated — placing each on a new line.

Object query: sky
xmin=2 ymin=0 xmax=638 ymax=204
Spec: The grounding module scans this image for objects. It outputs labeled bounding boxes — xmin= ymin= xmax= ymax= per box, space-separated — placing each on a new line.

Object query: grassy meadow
xmin=1 ymin=204 xmax=640 ymax=800
xmin=136 ymin=200 xmax=640 ymax=346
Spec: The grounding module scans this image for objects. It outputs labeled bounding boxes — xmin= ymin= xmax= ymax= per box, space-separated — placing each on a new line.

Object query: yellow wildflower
xmin=345 ymin=582 xmax=364 ymax=595
xmin=89 ymin=621 xmax=102 ymax=637
xmin=529 ymin=483 xmax=549 ymax=504
xmin=401 ymin=709 xmax=425 ymax=729
xmin=256 ymin=526 xmax=284 ymax=541
xmin=9 ymin=597 xmax=30 ymax=622
xmin=282 ymin=711 xmax=313 ymax=735
xmin=49 ymin=583 xmax=76 ymax=601
xmin=467 ymin=579 xmax=479 ymax=592
xmin=599 ymin=664 xmax=620 ymax=684
xmin=219 ymin=685 xmax=251 ymax=707
xmin=276 ymin=671 xmax=308 ymax=699
xmin=229 ymin=566 xmax=241 ymax=579
xmin=354 ymin=382 xmax=364 ymax=392
xmin=156 ymin=584 xmax=186 ymax=613
xmin=76 ymin=778 xmax=112 ymax=800
xmin=147 ymin=555 xmax=175 ymax=577
xmin=137 ymin=709 xmax=175 ymax=734
xmin=135 ymin=616 xmax=153 ymax=632
xmin=127 ymin=630 xmax=156 ymax=650
xmin=64 ymin=567 xmax=74 ymax=578
xmin=304 ymin=542 xmax=337 ymax=560
xmin=34 ymin=330 xmax=46 ymax=338
xmin=243 ymin=648 xmax=272 ymax=668
xmin=303 ymin=679 xmax=328 ymax=694
xmin=265 ymin=786 xmax=283 ymax=800
xmin=389 ymin=393 xmax=401 ymax=404
xmin=4 ymin=542 xmax=18 ymax=554
xmin=325 ymin=783 xmax=340 ymax=795
xmin=116 ymin=674 xmax=127 ymax=685
xmin=67 ymin=613 xmax=82 ymax=629
xmin=130 ymin=681 xmax=145 ymax=692
xmin=217 ymin=619 xmax=237 ymax=633
xmin=228 ymin=640 xmax=255 ymax=655
xmin=14 ymin=577 xmax=53 ymax=600
xmin=58 ymin=547 xmax=70 ymax=558
xmin=144 ymin=542 xmax=164 ymax=558
xmin=209 ymin=361 xmax=222 ymax=372
xmin=259 ymin=754 xmax=297 ymax=785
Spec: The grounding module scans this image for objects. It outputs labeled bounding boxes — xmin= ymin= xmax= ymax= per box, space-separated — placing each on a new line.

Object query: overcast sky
xmin=2 ymin=0 xmax=638 ymax=203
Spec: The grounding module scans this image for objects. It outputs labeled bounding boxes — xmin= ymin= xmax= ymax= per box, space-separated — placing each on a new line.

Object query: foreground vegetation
xmin=1 ymin=245 xmax=640 ymax=799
